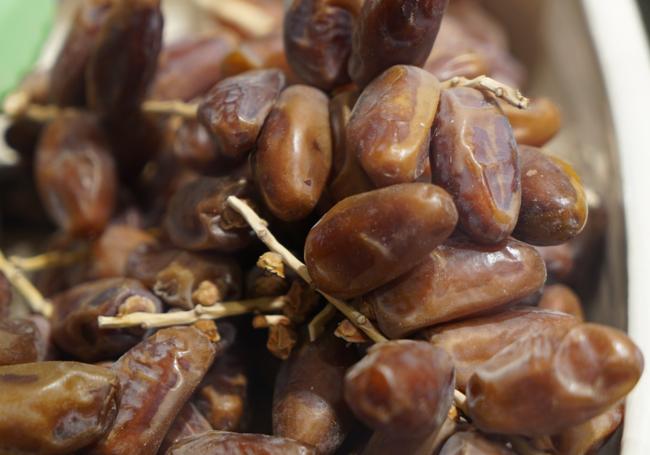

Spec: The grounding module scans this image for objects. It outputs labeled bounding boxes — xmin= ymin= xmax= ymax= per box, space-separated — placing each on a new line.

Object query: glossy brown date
xmin=91 ymin=224 xmax=156 ymax=278
xmin=164 ymin=176 xmax=255 ymax=251
xmin=159 ymin=402 xmax=212 ymax=454
xmin=348 ymin=65 xmax=441 ymax=187
xmin=86 ymin=0 xmax=163 ymax=117
xmin=0 ymin=361 xmax=119 ymax=455
xmin=537 ymin=243 xmax=575 ymax=282
xmin=368 ymin=236 xmax=546 ymax=338
xmin=49 ymin=0 xmax=114 ymax=106
xmin=284 ymin=0 xmax=360 ymax=90
xmin=167 ymin=117 xmax=224 ymax=173
xmin=439 ymin=431 xmax=514 ymax=455
xmin=466 ymin=324 xmax=644 ymax=436
xmin=51 ymin=278 xmax=162 ymax=362
xmin=273 ymin=333 xmax=356 ymax=454
xmin=305 ymin=183 xmax=457 ymax=299
xmin=150 ymin=31 xmax=238 ymax=101
xmin=538 ymin=284 xmax=585 ymax=322
xmin=35 ymin=113 xmax=117 ymax=235
xmin=89 ymin=324 xmax=218 ymax=455
xmin=198 ymin=69 xmax=286 ymax=161
xmin=498 ymin=97 xmax=562 ymax=147
xmin=348 ymin=0 xmax=449 ymax=87
xmin=432 ymin=87 xmax=521 ymax=244
xmin=424 ymin=307 xmax=578 ymax=390
xmin=167 ymin=431 xmax=316 ymax=455
xmin=514 ymin=146 xmax=588 ymax=246
xmin=551 ymin=404 xmax=624 ymax=455
xmin=0 ymin=318 xmax=43 ymax=366
xmin=253 ymin=85 xmax=332 ymax=221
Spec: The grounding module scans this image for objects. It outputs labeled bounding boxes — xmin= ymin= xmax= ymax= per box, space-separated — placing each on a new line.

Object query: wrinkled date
xmin=51 ymin=278 xmax=162 ymax=362
xmin=0 ymin=362 xmax=120 ymax=455
xmin=221 ymin=34 xmax=293 ymax=80
xmin=91 ymin=224 xmax=156 ymax=278
xmin=167 ymin=431 xmax=316 ymax=455
xmin=368 ymin=236 xmax=546 ymax=338
xmin=538 ymin=284 xmax=585 ymax=321
xmin=273 ymin=333 xmax=357 ymax=454
xmin=466 ymin=324 xmax=644 ymax=436
xmin=284 ymin=0 xmax=360 ymax=90
xmin=49 ymin=0 xmax=114 ymax=106
xmin=439 ymin=431 xmax=514 ymax=455
xmin=35 ymin=113 xmax=117 ymax=235
xmin=158 ymin=402 xmax=212 ymax=454
xmin=424 ymin=307 xmax=578 ymax=390
xmin=514 ymin=146 xmax=588 ymax=246
xmin=86 ymin=0 xmax=163 ymax=117
xmin=305 ymin=183 xmax=457 ymax=298
xmin=164 ymin=176 xmax=255 ymax=251
xmin=551 ymin=404 xmax=624 ymax=455
xmin=89 ymin=324 xmax=217 ymax=455
xmin=348 ymin=0 xmax=449 ymax=87
xmin=198 ymin=69 xmax=286 ymax=161
xmin=0 ymin=318 xmax=44 ymax=366
xmin=348 ymin=65 xmax=441 ymax=187
xmin=432 ymin=87 xmax=521 ymax=244
xmin=498 ymin=97 xmax=562 ymax=147
xmin=167 ymin=118 xmax=224 ymax=173
xmin=253 ymin=85 xmax=332 ymax=222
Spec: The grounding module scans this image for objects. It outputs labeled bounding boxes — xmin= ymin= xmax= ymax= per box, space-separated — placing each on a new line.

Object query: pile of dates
xmin=0 ymin=0 xmax=643 ymax=454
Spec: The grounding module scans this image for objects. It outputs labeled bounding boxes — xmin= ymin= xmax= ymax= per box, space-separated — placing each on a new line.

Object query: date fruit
xmin=0 ymin=318 xmax=43 ymax=366
xmin=167 ymin=431 xmax=316 ymax=455
xmin=498 ymin=97 xmax=562 ymax=147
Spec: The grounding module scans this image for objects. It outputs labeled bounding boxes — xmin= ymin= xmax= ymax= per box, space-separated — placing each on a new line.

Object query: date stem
xmin=0 ymin=250 xmax=53 ymax=317
xmin=442 ymin=75 xmax=530 ymax=109
xmin=226 ymin=195 xmax=389 ymax=343
xmin=308 ymin=302 xmax=338 ymax=341
xmin=9 ymin=248 xmax=88 ymax=272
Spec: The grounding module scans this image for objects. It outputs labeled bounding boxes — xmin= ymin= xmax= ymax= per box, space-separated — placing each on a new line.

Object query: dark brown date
xmin=0 ymin=361 xmax=119 ymax=455
xmin=91 ymin=224 xmax=156 ymax=278
xmin=159 ymin=402 xmax=212 ymax=454
xmin=167 ymin=118 xmax=224 ymax=173
xmin=432 ymin=87 xmax=521 ymax=244
xmin=466 ymin=324 xmax=644 ymax=436
xmin=86 ymin=0 xmax=163 ymax=117
xmin=89 ymin=324 xmax=218 ymax=455
xmin=35 ymin=113 xmax=117 ymax=235
xmin=253 ymin=85 xmax=332 ymax=221
xmin=498 ymin=97 xmax=562 ymax=147
xmin=424 ymin=307 xmax=578 ymax=390
xmin=52 ymin=278 xmax=162 ymax=362
xmin=198 ymin=69 xmax=286 ymax=161
xmin=538 ymin=284 xmax=585 ymax=322
xmin=344 ymin=340 xmax=454 ymax=436
xmin=439 ymin=431 xmax=514 ymax=455
xmin=348 ymin=0 xmax=449 ymax=87
xmin=273 ymin=333 xmax=357 ymax=454
xmin=0 ymin=272 xmax=10 ymax=319
xmin=368 ymin=236 xmax=546 ymax=338
xmin=125 ymin=244 xmax=182 ymax=288
xmin=167 ymin=431 xmax=316 ymax=455
xmin=305 ymin=183 xmax=457 ymax=298
xmin=514 ymin=146 xmax=588 ymax=246
xmin=0 ymin=319 xmax=43 ymax=366
xmin=49 ymin=0 xmax=114 ymax=106
xmin=348 ymin=65 xmax=441 ymax=187
xmin=150 ymin=31 xmax=238 ymax=101
xmin=537 ymin=243 xmax=575 ymax=282
xmin=551 ymin=404 xmax=624 ymax=455
xmin=284 ymin=0 xmax=360 ymax=90
xmin=164 ymin=176 xmax=255 ymax=251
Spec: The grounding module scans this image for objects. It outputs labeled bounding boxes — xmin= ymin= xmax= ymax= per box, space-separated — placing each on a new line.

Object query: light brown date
xmin=432 ymin=87 xmax=521 ymax=244
xmin=253 ymin=85 xmax=332 ymax=221
xmin=91 ymin=224 xmax=156 ymax=278
xmin=498 ymin=97 xmax=562 ymax=147
xmin=304 ymin=183 xmax=457 ymax=299
xmin=348 ymin=65 xmax=441 ymax=187
xmin=538 ymin=284 xmax=585 ymax=322
xmin=167 ymin=431 xmax=316 ymax=455
xmin=368 ymin=236 xmax=547 ymax=338
xmin=0 ymin=319 xmax=43 ymax=366
xmin=551 ymin=404 xmax=624 ymax=455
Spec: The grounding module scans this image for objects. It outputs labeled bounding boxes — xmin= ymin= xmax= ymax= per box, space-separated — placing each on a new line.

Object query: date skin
xmin=221 ymin=34 xmax=295 ymax=81
xmin=0 ymin=319 xmax=43 ymax=366
xmin=158 ymin=402 xmax=212 ymax=454
xmin=432 ymin=87 xmax=521 ymax=244
xmin=348 ymin=0 xmax=449 ymax=87
xmin=305 ymin=183 xmax=457 ymax=299
xmin=551 ymin=404 xmax=624 ymax=455
xmin=284 ymin=0 xmax=360 ymax=90
xmin=467 ymin=324 xmax=644 ymax=436
xmin=198 ymin=69 xmax=286 ymax=161
xmin=498 ymin=97 xmax=562 ymax=147
xmin=0 ymin=362 xmax=120 ymax=455
xmin=91 ymin=224 xmax=156 ymax=278
xmin=89 ymin=325 xmax=217 ymax=455
xmin=51 ymin=278 xmax=162 ymax=362
xmin=87 ymin=0 xmax=163 ymax=118
xmin=164 ymin=176 xmax=255 ymax=251
xmin=167 ymin=431 xmax=316 ymax=455
xmin=368 ymin=236 xmax=546 ymax=338
xmin=273 ymin=334 xmax=357 ymax=454
xmin=253 ymin=85 xmax=332 ymax=222
xmin=514 ymin=146 xmax=588 ymax=246
xmin=538 ymin=284 xmax=585 ymax=322
xmin=439 ymin=431 xmax=514 ymax=455
xmin=35 ymin=113 xmax=117 ymax=236
xmin=424 ymin=307 xmax=578 ymax=390
xmin=348 ymin=65 xmax=441 ymax=187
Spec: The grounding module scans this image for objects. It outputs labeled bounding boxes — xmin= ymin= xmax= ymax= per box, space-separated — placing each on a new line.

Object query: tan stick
xmin=442 ymin=75 xmax=530 ymax=109
xmin=98 ymin=296 xmax=284 ymax=329
xmin=141 ymin=100 xmax=198 ymax=119
xmin=226 ymin=196 xmax=388 ymax=343
xmin=10 ymin=248 xmax=87 ymax=272
xmin=0 ymin=250 xmax=53 ymax=317
xmin=308 ymin=303 xmax=338 ymax=341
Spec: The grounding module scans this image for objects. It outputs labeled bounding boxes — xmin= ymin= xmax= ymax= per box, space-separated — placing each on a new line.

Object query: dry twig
xmin=441 ymin=75 xmax=529 ymax=109
xmin=0 ymin=250 xmax=53 ymax=317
